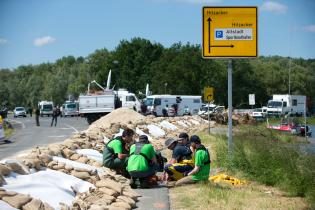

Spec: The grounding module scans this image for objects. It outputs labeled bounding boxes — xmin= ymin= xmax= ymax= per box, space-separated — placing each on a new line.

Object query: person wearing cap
xmin=163 ymin=134 xmax=194 ymax=181
xmin=178 ymin=132 xmax=190 ymax=146
xmin=103 ymin=128 xmax=135 ymax=178
xmin=175 ymin=135 xmax=211 ymax=186
xmin=127 ymin=135 xmax=157 ymax=188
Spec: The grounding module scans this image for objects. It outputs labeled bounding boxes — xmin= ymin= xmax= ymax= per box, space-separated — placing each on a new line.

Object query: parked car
xmin=198 ymin=104 xmax=216 ymax=116
xmin=13 ymin=107 xmax=27 ymax=118
xmin=251 ymin=108 xmax=265 ymax=119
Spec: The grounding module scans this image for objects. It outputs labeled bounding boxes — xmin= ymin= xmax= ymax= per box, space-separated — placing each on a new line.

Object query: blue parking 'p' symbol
xmin=216 ymin=30 xmax=223 ymax=38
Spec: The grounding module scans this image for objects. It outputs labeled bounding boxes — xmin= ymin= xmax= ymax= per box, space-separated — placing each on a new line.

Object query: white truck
xmin=38 ymin=101 xmax=54 ymax=117
xmin=115 ymin=89 xmax=141 ymax=112
xmin=266 ymin=94 xmax=306 ymax=116
xmin=145 ymin=95 xmax=202 ymax=116
xmin=79 ymin=81 xmax=116 ymax=124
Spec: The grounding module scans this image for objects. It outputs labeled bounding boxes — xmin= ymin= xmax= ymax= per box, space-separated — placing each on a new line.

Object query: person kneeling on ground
xmin=127 ymin=135 xmax=158 ymax=188
xmin=103 ymin=128 xmax=134 ymax=178
xmin=175 ymin=135 xmax=211 ymax=186
xmin=163 ymin=133 xmax=194 ymax=181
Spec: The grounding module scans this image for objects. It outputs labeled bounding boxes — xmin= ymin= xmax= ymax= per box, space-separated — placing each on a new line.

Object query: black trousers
xmin=35 ymin=115 xmax=40 ymax=126
xmin=51 ymin=116 xmax=57 ymax=126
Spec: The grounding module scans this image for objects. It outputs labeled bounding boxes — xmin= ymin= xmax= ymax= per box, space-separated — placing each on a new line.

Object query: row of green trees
xmin=1 ymin=37 xmax=315 ymax=110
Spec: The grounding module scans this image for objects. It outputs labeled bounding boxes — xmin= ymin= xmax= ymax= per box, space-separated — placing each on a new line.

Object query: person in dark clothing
xmin=178 ymin=132 xmax=190 ymax=146
xmin=103 ymin=128 xmax=135 ymax=178
xmin=140 ymin=102 xmax=147 ymax=115
xmin=35 ymin=108 xmax=40 ymax=126
xmin=172 ymin=104 xmax=178 ymax=116
xmin=29 ymin=108 xmax=33 ymax=117
xmin=162 ymin=108 xmax=168 ymax=117
xmin=51 ymin=106 xmax=60 ymax=127
xmin=163 ymin=135 xmax=194 ymax=181
xmin=1 ymin=107 xmax=8 ymax=119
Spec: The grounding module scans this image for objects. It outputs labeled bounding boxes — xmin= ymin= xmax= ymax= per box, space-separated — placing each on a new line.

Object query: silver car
xmin=13 ymin=107 xmax=27 ymax=118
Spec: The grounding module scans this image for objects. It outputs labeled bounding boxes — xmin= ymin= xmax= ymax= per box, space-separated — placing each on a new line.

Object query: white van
xmin=38 ymin=101 xmax=54 ymax=117
xmin=62 ymin=101 xmax=78 ymax=117
xmin=145 ymin=95 xmax=202 ymax=116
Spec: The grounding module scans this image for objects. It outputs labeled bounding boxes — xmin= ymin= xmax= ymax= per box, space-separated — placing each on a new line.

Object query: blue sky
xmin=0 ymin=0 xmax=314 ymax=69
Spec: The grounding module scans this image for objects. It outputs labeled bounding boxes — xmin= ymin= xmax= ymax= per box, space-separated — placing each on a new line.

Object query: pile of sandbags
xmin=0 ymin=161 xmax=31 ymax=178
xmin=71 ymin=178 xmax=141 ymax=210
xmin=0 ymin=188 xmax=54 ymax=210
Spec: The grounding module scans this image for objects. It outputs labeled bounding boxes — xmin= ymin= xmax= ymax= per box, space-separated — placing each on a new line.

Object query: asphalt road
xmin=135 ymin=186 xmax=170 ymax=210
xmin=1 ymin=114 xmax=170 ymax=210
xmin=0 ymin=114 xmax=89 ymax=160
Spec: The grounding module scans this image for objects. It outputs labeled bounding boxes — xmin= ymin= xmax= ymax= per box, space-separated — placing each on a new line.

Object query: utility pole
xmin=164 ymin=83 xmax=167 ymax=94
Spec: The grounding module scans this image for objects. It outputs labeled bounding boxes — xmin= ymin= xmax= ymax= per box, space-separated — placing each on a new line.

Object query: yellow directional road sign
xmin=204 ymin=87 xmax=214 ymax=102
xmin=202 ymin=7 xmax=257 ymax=58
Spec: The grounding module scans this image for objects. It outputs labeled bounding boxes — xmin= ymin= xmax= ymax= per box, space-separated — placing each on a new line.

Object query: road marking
xmin=48 ymin=135 xmax=66 ymax=138
xmin=64 ymin=124 xmax=79 ymax=133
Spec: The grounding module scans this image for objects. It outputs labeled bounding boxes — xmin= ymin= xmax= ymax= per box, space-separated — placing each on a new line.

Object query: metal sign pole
xmin=208 ymin=100 xmax=210 ymax=134
xmin=228 ymin=59 xmax=233 ymax=156
xmin=305 ymin=98 xmax=307 ymax=141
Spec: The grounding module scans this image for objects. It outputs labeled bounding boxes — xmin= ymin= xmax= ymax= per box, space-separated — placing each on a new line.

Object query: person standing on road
xmin=35 ymin=108 xmax=40 ymax=126
xmin=175 ymin=135 xmax=211 ymax=186
xmin=103 ymin=128 xmax=135 ymax=178
xmin=29 ymin=107 xmax=33 ymax=117
xmin=51 ymin=106 xmax=60 ymax=127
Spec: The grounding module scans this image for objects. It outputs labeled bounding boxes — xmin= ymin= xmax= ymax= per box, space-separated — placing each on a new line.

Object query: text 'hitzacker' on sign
xmin=202 ymin=7 xmax=258 ymax=58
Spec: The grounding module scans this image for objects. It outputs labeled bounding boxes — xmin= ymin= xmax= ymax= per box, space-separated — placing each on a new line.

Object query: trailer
xmin=145 ymin=95 xmax=202 ymax=116
xmin=266 ymin=94 xmax=306 ymax=116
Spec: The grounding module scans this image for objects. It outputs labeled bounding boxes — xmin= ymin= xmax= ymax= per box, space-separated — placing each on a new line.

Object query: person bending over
xmin=127 ymin=135 xmax=158 ymax=188
xmin=163 ymin=133 xmax=194 ymax=181
xmin=103 ymin=128 xmax=134 ymax=178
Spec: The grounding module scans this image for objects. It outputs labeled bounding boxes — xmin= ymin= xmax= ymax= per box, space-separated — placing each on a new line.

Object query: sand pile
xmin=88 ymin=108 xmax=145 ymax=131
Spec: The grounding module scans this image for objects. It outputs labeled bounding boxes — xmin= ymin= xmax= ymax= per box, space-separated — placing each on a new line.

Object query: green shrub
xmin=211 ymin=125 xmax=315 ymax=206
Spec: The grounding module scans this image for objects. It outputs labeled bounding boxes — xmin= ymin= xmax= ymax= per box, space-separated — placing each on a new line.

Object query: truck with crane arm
xmin=78 ymin=70 xmax=141 ymax=124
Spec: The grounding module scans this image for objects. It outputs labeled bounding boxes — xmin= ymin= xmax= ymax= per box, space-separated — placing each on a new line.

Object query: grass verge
xmin=170 ymin=125 xmax=315 ymax=210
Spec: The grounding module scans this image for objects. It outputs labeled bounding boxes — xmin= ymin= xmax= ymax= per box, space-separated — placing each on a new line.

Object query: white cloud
xmin=34 ymin=36 xmax=56 ymax=47
xmin=0 ymin=38 xmax=8 ymax=44
xmin=303 ymin=25 xmax=315 ymax=32
xmin=261 ymin=1 xmax=288 ymax=14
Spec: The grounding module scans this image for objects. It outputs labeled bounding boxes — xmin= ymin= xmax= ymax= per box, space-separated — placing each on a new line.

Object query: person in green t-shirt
xmin=127 ymin=135 xmax=157 ymax=188
xmin=175 ymin=135 xmax=211 ymax=186
xmin=103 ymin=128 xmax=135 ymax=178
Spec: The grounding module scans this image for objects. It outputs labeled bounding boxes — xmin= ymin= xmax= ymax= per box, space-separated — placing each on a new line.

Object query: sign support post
xmin=208 ymin=100 xmax=211 ymax=134
xmin=204 ymin=87 xmax=214 ymax=134
xmin=228 ymin=59 xmax=233 ymax=155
